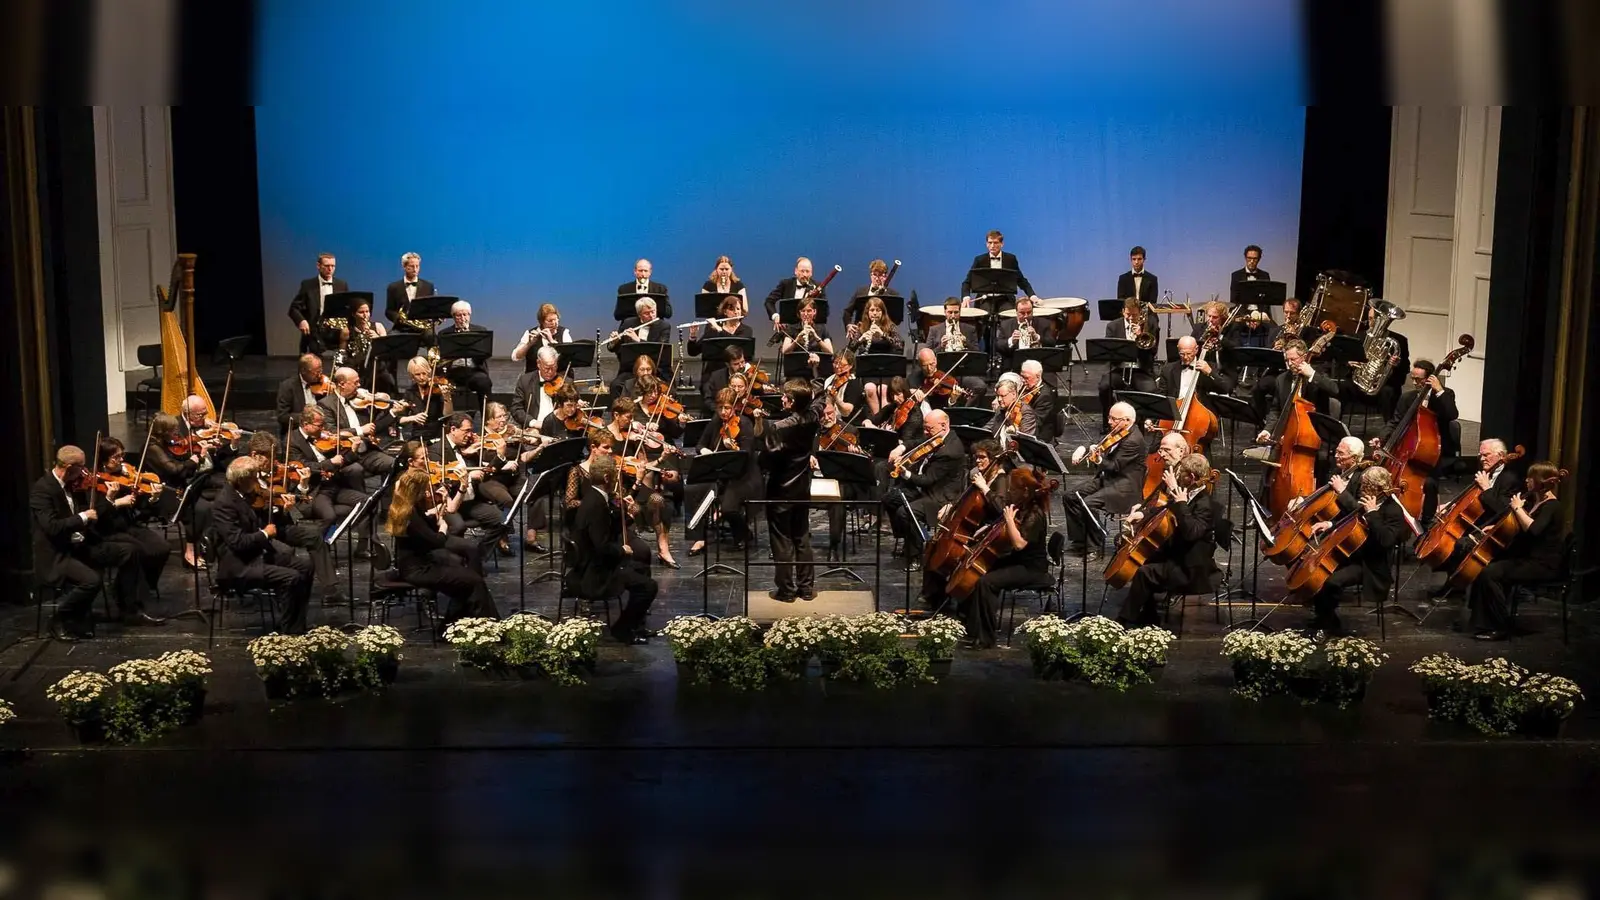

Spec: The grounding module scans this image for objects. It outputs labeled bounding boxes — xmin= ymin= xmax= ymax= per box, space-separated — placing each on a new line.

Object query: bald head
xmin=924 ymin=410 xmax=949 ymax=435
xmin=1158 ymin=432 xmax=1189 ymax=460
xmin=917 ymin=347 xmax=937 ymax=366
xmin=1108 ymin=402 xmax=1136 ymax=431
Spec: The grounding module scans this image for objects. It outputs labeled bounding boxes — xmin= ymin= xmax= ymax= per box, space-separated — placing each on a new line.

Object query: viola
xmin=889 ymin=433 xmax=944 ymax=480
xmin=920 ymin=368 xmax=966 ymax=401
xmin=1416 ymin=444 xmax=1526 ymax=569
xmin=97 ymin=462 xmax=163 ymax=496
xmin=307 ymin=377 xmax=333 ymax=397
xmin=167 ymin=435 xmax=196 ymax=457
xmin=1082 ymin=425 xmax=1131 ymax=466
xmin=350 ymin=391 xmax=408 ymax=411
xmin=543 ymin=375 xmax=565 ymax=396
xmin=194 ymin=421 xmax=244 ymax=442
xmin=718 ymin=417 xmax=741 ymax=450
xmin=1376 ymin=335 xmax=1474 ymax=519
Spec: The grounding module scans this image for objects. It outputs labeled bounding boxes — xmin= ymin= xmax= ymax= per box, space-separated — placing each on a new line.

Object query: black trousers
xmin=1097 ymin=368 xmax=1156 ymax=428
xmin=1121 ymin=559 xmax=1191 ymax=625
xmin=400 ymin=538 xmax=498 ymax=623
xmin=1250 ymin=376 xmax=1279 ymax=423
xmin=964 ymin=562 xmax=1053 ymax=649
xmin=1063 ymin=483 xmax=1133 ymax=549
xmin=238 ymin=542 xmax=315 ymax=633
xmin=1468 ymin=558 xmax=1553 ymax=633
xmin=601 ymin=567 xmax=658 ymax=638
xmin=278 ymin=519 xmax=338 ymax=596
xmin=684 ymin=482 xmax=750 ymax=545
xmin=106 ymin=526 xmax=171 ymax=595
xmin=768 ymin=499 xmax=813 ymax=594
xmin=1310 ymin=561 xmax=1389 ymax=629
xmin=52 ymin=541 xmax=144 ymax=621
xmin=886 ymin=487 xmax=941 ymax=556
xmin=356 ymin=447 xmax=396 ymax=478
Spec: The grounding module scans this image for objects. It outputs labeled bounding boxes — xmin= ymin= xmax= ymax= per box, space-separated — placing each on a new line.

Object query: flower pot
xmin=928 ymin=658 xmax=953 ymax=680
xmin=69 ymin=718 xmax=108 ymax=745
xmin=1517 ymin=709 xmax=1569 ymax=739
xmin=179 ymin=686 xmax=207 ymax=725
xmin=376 ymin=658 xmax=400 ymax=685
xmin=262 ymin=673 xmax=296 ymax=701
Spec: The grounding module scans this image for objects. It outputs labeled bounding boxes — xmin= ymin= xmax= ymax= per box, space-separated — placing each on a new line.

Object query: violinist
xmin=608 ymin=295 xmax=671 ymax=351
xmin=435 ymin=301 xmax=495 ymax=398
xmin=388 ymin=469 xmax=500 ymax=625
xmin=574 ymin=456 xmax=658 ymax=644
xmin=180 ymin=394 xmax=239 ymax=467
xmin=1302 ymin=466 xmax=1408 ymax=636
xmin=244 ymin=432 xmax=344 ymax=603
xmin=819 ymin=349 xmax=866 ymax=420
xmin=1371 ymin=359 xmax=1459 ymax=525
xmin=399 ymin=356 xmax=452 ymax=435
xmin=287 ymin=406 xmax=368 ymax=525
xmin=432 ymin=413 xmax=509 ymax=550
xmin=924 ymin=299 xmax=987 ymax=403
xmin=864 ymin=376 xmax=923 ymax=445
xmin=276 ymin=354 xmax=329 ymax=435
xmin=816 ymin=394 xmax=873 ymax=561
xmin=885 ymin=409 xmax=967 ymax=568
xmin=211 ymin=457 xmax=315 ymax=634
xmin=320 ymin=367 xmax=398 ymax=477
xmin=687 ymin=294 xmax=753 ymax=389
xmin=513 ymin=347 xmax=563 ymax=432
xmin=988 ymin=375 xmax=1038 ymax=437
xmin=1465 ymin=461 xmax=1568 ymax=641
xmin=147 ymin=412 xmax=209 ymax=569
xmin=764 ymin=257 xmax=825 ymax=325
xmin=1019 ymin=360 xmax=1058 ymax=444
xmin=1096 ymin=297 xmax=1160 ymax=432
xmin=842 ymin=258 xmax=901 ymax=326
xmin=699 ymin=344 xmax=761 ymax=405
xmin=90 ymin=437 xmax=172 ymax=619
xmin=610 ymin=352 xmax=659 ymax=408
xmin=479 ymin=401 xmax=546 ymax=554
xmin=617 ymin=259 xmax=673 ymax=318
xmin=1116 ymin=452 xmax=1221 ymax=625
xmin=758 ymin=378 xmax=820 ymax=602
xmin=543 ymin=384 xmax=593 ymax=439
xmin=1250 ymin=338 xmax=1339 ymax=432
xmin=702 ymin=255 xmax=751 ymax=318
xmin=511 ymin=302 xmax=574 ymax=371
xmin=778 ymin=297 xmax=835 ymax=359
xmin=910 ymin=346 xmax=980 ymax=413
xmin=635 ymin=375 xmax=686 ymax=445
xmin=609 ymin=396 xmax=681 ymax=569
xmin=29 ymin=445 xmax=156 ymax=640
xmin=684 ymin=388 xmax=760 ymax=557
xmin=1063 ymin=402 xmax=1147 ymax=558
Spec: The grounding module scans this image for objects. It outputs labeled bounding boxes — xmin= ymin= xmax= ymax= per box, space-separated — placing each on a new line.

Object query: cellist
xmin=953 ymin=467 xmax=1055 ymax=649
xmin=1370 ymin=359 xmax=1459 ymax=525
xmin=1423 ymin=438 xmax=1521 ymax=598
xmin=1302 ymin=466 xmax=1408 ymax=636
xmin=914 ymin=439 xmax=1012 ymax=611
xmin=1464 ymin=461 xmax=1567 ymax=641
xmin=1116 ymin=452 xmax=1221 ymax=626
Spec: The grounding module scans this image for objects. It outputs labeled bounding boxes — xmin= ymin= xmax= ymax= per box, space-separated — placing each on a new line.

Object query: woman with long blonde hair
xmin=387 ymin=468 xmax=498 ymax=622
xmin=702 ymin=255 xmax=749 ymax=317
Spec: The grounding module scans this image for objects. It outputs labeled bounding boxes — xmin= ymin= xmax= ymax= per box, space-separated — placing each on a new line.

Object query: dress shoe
xmin=524 ymin=541 xmax=549 ymax=555
xmin=905 ymin=560 xmax=922 ymax=573
xmin=657 ymin=554 xmax=681 ymax=570
xmin=1473 ymin=630 xmax=1508 ymax=641
xmin=48 ymin=616 xmax=86 ymax=642
xmin=687 ymin=543 xmax=706 ymax=557
xmin=497 ymin=541 xmax=516 ymax=558
xmin=121 ymin=610 xmax=166 ymax=626
xmin=797 ymin=590 xmax=817 ymax=601
xmin=767 ymin=589 xmax=798 ymax=603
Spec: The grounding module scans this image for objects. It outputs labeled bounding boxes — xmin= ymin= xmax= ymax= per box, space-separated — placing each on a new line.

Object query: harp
xmin=157 ymin=253 xmax=215 ymax=416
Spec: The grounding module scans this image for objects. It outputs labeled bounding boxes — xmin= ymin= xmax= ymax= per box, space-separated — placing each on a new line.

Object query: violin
xmin=350 ymin=391 xmax=410 ymax=411
xmin=1082 ymin=425 xmax=1131 ymax=466
xmin=96 ymin=462 xmax=163 ymax=496
xmin=920 ymin=367 xmax=967 ymax=401
xmin=818 ymin=422 xmax=864 ymax=454
xmin=307 ymin=376 xmax=333 ymax=397
xmin=312 ymin=430 xmax=359 ymax=454
xmin=248 ymin=474 xmax=298 ymax=511
xmin=543 ymin=376 xmax=565 ymax=396
xmin=889 ymin=433 xmax=944 ymax=480
xmin=194 ymin=421 xmax=244 ymax=443
xmin=641 ymin=394 xmax=684 ymax=420
xmin=167 ymin=435 xmax=196 ymax=457
xmin=718 ymin=417 xmax=741 ymax=450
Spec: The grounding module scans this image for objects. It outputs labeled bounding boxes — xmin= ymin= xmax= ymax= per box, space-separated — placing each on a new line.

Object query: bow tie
xmin=321 ymin=281 xmax=333 ymax=287
xmin=990 ymin=255 xmax=1000 ymax=260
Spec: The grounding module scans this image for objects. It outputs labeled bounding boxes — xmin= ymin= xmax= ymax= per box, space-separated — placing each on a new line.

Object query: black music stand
xmin=1010 ymin=432 xmax=1068 ymax=473
xmin=855 ymin=426 xmax=901 ymax=461
xmin=855 ymin=353 xmax=909 ymax=382
xmin=1232 ymin=346 xmax=1286 ymax=388
xmin=408 ymin=294 xmax=458 ymax=324
xmin=777 ymin=297 xmax=830 ymax=327
xmin=695 ymin=334 xmax=755 ymax=365
xmin=815 ymin=450 xmax=877 ymax=583
xmin=616 ymin=341 xmax=673 ymax=375
xmin=1085 ymin=338 xmax=1142 ymax=394
xmin=1095 ymin=299 xmax=1126 ymax=322
xmin=782 ymin=351 xmax=832 ymax=380
xmin=952 ymin=424 xmax=993 ymax=447
xmin=517 ymin=437 xmax=588 ymax=601
xmin=1324 ymin=335 xmax=1365 ymax=377
xmin=1115 ymin=390 xmax=1178 ymax=432
xmin=935 ymin=351 xmax=989 ymax=379
xmin=173 ymin=473 xmax=212 ymax=629
xmin=965 ymin=267 xmax=1020 ymax=300
xmin=694 ymin=292 xmax=740 ymax=319
xmin=1063 ymin=491 xmax=1106 ymax=623
xmin=614 ymin=290 xmax=671 ymax=321
xmin=686 ymin=450 xmax=750 ymax=612
xmin=1221 ymin=467 xmax=1278 ymax=629
xmin=326 ymin=471 xmax=393 ymax=624
xmin=321 ymin=291 xmax=369 ymax=324
xmin=370 ymin=333 xmax=423 ymax=369
xmin=1230 ymin=280 xmax=1287 ymax=309
xmin=942 ymin=405 xmax=993 ymax=429
xmin=554 ymin=339 xmax=597 ymax=373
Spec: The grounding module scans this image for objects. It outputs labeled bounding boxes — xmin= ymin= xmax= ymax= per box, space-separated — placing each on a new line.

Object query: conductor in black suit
xmin=287 ymin=252 xmax=349 ymax=354
xmin=1116 ymin=246 xmax=1159 ymax=305
xmin=30 ymin=445 xmax=150 ymax=641
xmin=574 ymin=456 xmax=658 ymax=644
xmin=758 ymin=379 xmax=821 ymax=602
xmin=617 ymin=258 xmax=672 ymax=320
xmin=1230 ymin=245 xmax=1271 ymax=283
xmin=764 ymin=257 xmax=826 ymax=324
xmin=435 ymin=300 xmax=494 ymax=398
xmin=384 ymin=251 xmax=437 ymax=335
xmin=961 ymin=230 xmax=1039 ymax=305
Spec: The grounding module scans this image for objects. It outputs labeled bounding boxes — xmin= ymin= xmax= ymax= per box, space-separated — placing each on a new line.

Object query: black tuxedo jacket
xmin=210 ymin=486 xmax=276 ymax=582
xmin=30 ymin=472 xmax=93 ymax=583
xmin=1154 ymin=490 xmax=1222 ymax=578
xmin=902 ymin=433 xmax=968 ymax=507
xmin=764 ymin=277 xmax=827 ymax=319
xmin=1104 ymin=318 xmax=1160 ymax=370
xmin=573 ymin=486 xmax=626 ymax=599
xmin=1273 ymin=367 xmax=1340 ymax=415
xmin=1091 ymin=427 xmax=1149 ymax=501
xmin=1349 ymin=498 xmax=1409 ymax=588
xmin=1026 ymin=385 xmax=1058 ymax=443
xmin=384 ymin=278 xmax=436 ymax=330
xmin=1158 ymin=360 xmax=1230 ymax=405
xmin=318 ymin=394 xmax=395 ymax=446
xmin=615 ymin=316 xmax=671 ymax=345
xmin=288 ymin=277 xmax=349 ymax=353
xmin=962 ymin=252 xmax=1036 ymax=298
xmin=1476 ymin=465 xmax=1521 ymax=521
xmin=1116 ymin=270 xmax=1159 ymax=304
xmin=1230 ymin=267 xmax=1272 ymax=283
xmin=759 ymin=408 xmax=819 ymax=500
xmin=617 ymin=280 xmax=672 ymax=320
xmin=276 ymin=376 xmax=323 ymax=435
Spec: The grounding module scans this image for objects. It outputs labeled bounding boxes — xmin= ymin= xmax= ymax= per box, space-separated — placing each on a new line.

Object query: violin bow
xmin=134 ymin=416 xmax=157 ymax=482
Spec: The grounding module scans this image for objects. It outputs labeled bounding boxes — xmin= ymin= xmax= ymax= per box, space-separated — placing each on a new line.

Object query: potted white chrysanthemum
xmin=1222 ymin=630 xmax=1315 ymax=701
xmin=913 ymin=616 xmax=966 ymax=678
xmin=1313 ymin=637 xmax=1388 ymax=707
xmin=1017 ymin=615 xmax=1076 ymax=679
xmin=663 ymin=616 xmax=768 ymax=689
xmin=763 ymin=616 xmax=825 ymax=677
xmin=105 ymin=658 xmax=182 ymax=743
xmin=156 ymin=650 xmax=213 ymax=724
xmin=45 ymin=670 xmax=113 ymax=743
xmin=1516 ymin=674 xmax=1584 ymax=738
xmin=0 ymin=697 xmax=18 ymax=731
xmin=542 ymin=618 xmax=604 ymax=685
xmin=1409 ymin=653 xmax=1470 ymax=720
xmin=443 ymin=617 xmax=508 ymax=672
xmin=248 ymin=633 xmax=314 ymax=700
xmin=353 ymin=625 xmax=405 ymax=688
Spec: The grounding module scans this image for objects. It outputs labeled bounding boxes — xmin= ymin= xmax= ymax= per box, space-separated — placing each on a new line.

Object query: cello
xmin=1283 ymin=479 xmax=1404 ymax=597
xmin=1262 ymin=322 xmax=1338 ymax=518
xmin=1447 ymin=469 xmax=1565 ymax=588
xmin=1104 ymin=468 xmax=1218 ymax=589
xmin=1259 ymin=461 xmax=1374 ymax=564
xmin=924 ymin=451 xmax=1011 ymax=577
xmin=945 ymin=477 xmax=1060 ymax=603
xmin=1415 ymin=444 xmax=1526 ymax=569
xmin=1375 ymin=335 xmax=1474 ymax=519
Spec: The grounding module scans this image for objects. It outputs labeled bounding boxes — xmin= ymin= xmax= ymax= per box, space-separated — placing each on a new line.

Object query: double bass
xmin=1375 ymin=335 xmax=1474 ymax=519
xmin=1262 ymin=321 xmax=1338 ymax=518
xmin=1151 ymin=334 xmax=1222 ymax=452
xmin=1414 ymin=444 xmax=1526 ymax=569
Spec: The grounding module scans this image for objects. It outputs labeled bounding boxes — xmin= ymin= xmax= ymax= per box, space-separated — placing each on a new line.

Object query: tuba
xmin=1350 ymin=299 xmax=1406 ymax=395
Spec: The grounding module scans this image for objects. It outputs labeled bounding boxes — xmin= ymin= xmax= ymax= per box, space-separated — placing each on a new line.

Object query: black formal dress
xmin=573 ymin=485 xmax=657 ymax=640
xmin=1063 ymin=427 xmax=1148 ymax=551
xmin=394 ymin=510 xmax=497 ymax=623
xmin=759 ymin=406 xmax=820 ymax=598
xmin=963 ymin=509 xmax=1051 ymax=649
xmin=1468 ymin=497 xmax=1566 ymax=635
xmin=210 ymin=485 xmax=313 ymax=633
xmin=1119 ymin=491 xmax=1222 ymax=624
xmin=30 ymin=472 xmax=147 ymax=629
xmin=287 ymin=276 xmax=349 ymax=354
xmin=1309 ymin=499 xmax=1409 ymax=633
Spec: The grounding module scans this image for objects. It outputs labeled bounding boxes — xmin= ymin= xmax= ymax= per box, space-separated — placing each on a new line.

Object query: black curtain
xmin=171 ymin=107 xmax=266 ymax=354
xmin=1293 ymin=107 xmax=1393 ymax=301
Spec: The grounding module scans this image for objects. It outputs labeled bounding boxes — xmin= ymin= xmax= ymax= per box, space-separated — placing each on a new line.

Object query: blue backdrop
xmin=254 ymin=0 xmax=1307 ymax=355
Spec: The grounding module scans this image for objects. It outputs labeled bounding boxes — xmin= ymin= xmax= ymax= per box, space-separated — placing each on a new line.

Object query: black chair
xmin=133 ymin=344 xmax=163 ymax=423
xmin=555 ymin=539 xmax=616 ymax=627
xmin=999 ymin=531 xmax=1067 ymax=646
xmin=1510 ymin=534 xmax=1592 ymax=645
xmin=199 ymin=533 xmax=281 ymax=647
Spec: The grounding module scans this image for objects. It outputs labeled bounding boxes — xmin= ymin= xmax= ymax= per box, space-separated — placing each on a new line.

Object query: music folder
xmin=614 ymin=289 xmax=671 ymax=321
xmin=1230 ymin=280 xmax=1287 ymax=308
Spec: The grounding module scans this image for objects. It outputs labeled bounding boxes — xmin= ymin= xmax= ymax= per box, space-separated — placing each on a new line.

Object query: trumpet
xmin=1012 ymin=317 xmax=1039 ymax=350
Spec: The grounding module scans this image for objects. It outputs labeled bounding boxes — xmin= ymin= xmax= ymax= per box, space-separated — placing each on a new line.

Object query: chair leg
xmin=999 ymin=589 xmax=1014 ymax=647
xmin=1561 ymin=584 xmax=1569 ymax=645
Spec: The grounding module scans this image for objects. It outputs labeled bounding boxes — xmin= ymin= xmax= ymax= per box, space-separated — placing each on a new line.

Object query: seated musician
xmin=210 ymin=457 xmax=315 ymax=634
xmin=1019 ymin=359 xmax=1058 ymax=444
xmin=513 ymin=347 xmax=562 ymax=432
xmin=565 ymin=428 xmax=615 ymax=528
xmin=398 ymin=356 xmax=452 ymax=436
xmin=988 ymin=374 xmax=1038 ymax=436
xmin=511 ymin=302 xmax=574 ymax=369
xmin=1426 ymin=439 xmax=1520 ymax=597
xmin=816 ymin=393 xmax=875 ymax=561
xmin=617 ymin=258 xmax=672 ymax=319
xmin=1158 ymin=336 xmax=1231 ymax=421
xmin=243 ymin=431 xmax=342 ymax=603
xmin=847 ymin=296 xmax=905 ymax=412
xmin=478 ymin=401 xmax=545 ymax=555
xmin=575 ymin=456 xmax=659 ymax=644
xmin=684 ymin=388 xmax=761 ymax=556
xmin=1344 ymin=304 xmax=1411 ymax=421
xmin=30 ymin=445 xmax=158 ymax=640
xmin=1177 ymin=308 xmax=1240 ymax=395
xmin=1303 ymin=466 xmax=1408 ymax=635
xmin=1000 ymin=296 xmax=1057 ymax=354
xmin=387 ymin=468 xmax=500 ymax=624
xmin=687 ymin=294 xmax=753 ymax=392
xmin=1371 ymin=359 xmax=1459 ymax=525
xmin=820 ymin=350 xmax=867 ymax=420
xmin=885 ymin=409 xmax=967 ymax=568
xmin=1465 ymin=461 xmax=1568 ymax=641
xmin=91 ymin=437 xmax=171 ymax=620
xmin=923 ymin=298 xmax=987 ymax=404
xmin=433 ymin=301 xmax=494 ymax=398
xmin=1062 ymin=401 xmax=1147 ymax=558
xmin=335 ymin=299 xmax=395 ymax=394
xmin=432 ymin=413 xmax=509 ymax=550
xmin=916 ymin=438 xmax=1016 ymax=605
xmin=608 ymin=295 xmax=671 ymax=350
xmin=636 ymin=375 xmax=686 ymax=446
xmin=609 ymin=395 xmax=681 ymax=569
xmin=1227 ymin=308 xmax=1275 ymax=350
xmin=275 ymin=353 xmax=329 ymax=435
xmin=319 ymin=367 xmax=398 ymax=477
xmin=865 ymin=376 xmax=924 ymax=447
xmin=699 ymin=343 xmax=761 ymax=404
xmin=778 ymin=297 xmax=834 ymax=358
xmin=610 ymin=352 xmax=660 ymax=406
xmin=287 ymin=405 xmax=370 ymax=525
xmin=702 ymin=255 xmax=750 ymax=318
xmin=145 ymin=413 xmax=203 ymax=565
xmin=764 ymin=257 xmax=825 ymax=325
xmin=954 ymin=468 xmax=1056 ymax=649
xmin=1117 ymin=452 xmax=1222 ymax=625
xmin=842 ymin=259 xmax=901 ymax=326
xmin=180 ymin=393 xmax=240 ymax=470
xmin=1250 ymin=338 xmax=1339 ymax=439
xmin=1096 ymin=298 xmax=1160 ymax=433
xmin=542 ymin=384 xmax=591 ymax=440
xmin=909 ymin=346 xmax=975 ymax=414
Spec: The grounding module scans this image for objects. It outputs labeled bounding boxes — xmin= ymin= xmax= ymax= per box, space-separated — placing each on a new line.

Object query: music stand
xmin=1086 ymin=338 xmax=1142 ymax=395
xmin=855 ymin=426 xmax=901 ymax=460
xmin=935 ymin=351 xmax=989 ymax=378
xmin=1206 ymin=392 xmax=1260 ymax=478
xmin=815 ymin=451 xmax=877 ymax=583
xmin=1095 ymin=299 xmax=1126 ymax=322
xmin=321 ymin=291 xmax=368 ymax=325
xmin=952 ymin=424 xmax=993 ymax=447
xmin=517 ymin=437 xmax=588 ymax=600
xmin=1323 ymin=336 xmax=1365 ymax=385
xmin=173 ymin=473 xmax=212 ymax=627
xmin=1010 ymin=431 xmax=1067 ymax=473
xmin=695 ymin=334 xmax=755 ymax=365
xmin=614 ymin=290 xmax=671 ymax=321
xmin=435 ymin=329 xmax=493 ymax=364
xmin=942 ymin=405 xmax=992 ymax=429
xmin=553 ymin=339 xmax=596 ymax=372
xmin=1115 ymin=390 xmax=1178 ymax=431
xmin=694 ymin=292 xmax=740 ymax=319
xmin=1063 ymin=491 xmax=1106 ymax=622
xmin=408 ymin=294 xmax=458 ymax=323
xmin=854 ymin=353 xmax=909 ymax=383
xmin=965 ymin=267 xmax=1020 ymax=300
xmin=370 ymin=333 xmax=423 ymax=368
xmin=326 ymin=477 xmax=390 ymax=622
xmin=781 ymin=351 xmax=832 ymax=380
xmin=1230 ymin=280 xmax=1287 ymax=308
xmin=1221 ymin=467 xmax=1278 ymax=630
xmin=685 ymin=449 xmax=750 ymax=575
xmin=777 ymin=297 xmax=830 ymax=326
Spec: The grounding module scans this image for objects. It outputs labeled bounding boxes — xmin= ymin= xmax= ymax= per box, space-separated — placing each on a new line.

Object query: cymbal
xmin=998 ymin=308 xmax=1060 ymax=319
